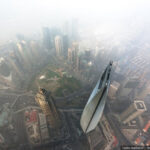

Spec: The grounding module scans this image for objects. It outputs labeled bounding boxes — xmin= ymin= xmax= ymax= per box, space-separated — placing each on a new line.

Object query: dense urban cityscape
xmin=0 ymin=1 xmax=150 ymax=149
xmin=0 ymin=18 xmax=150 ymax=150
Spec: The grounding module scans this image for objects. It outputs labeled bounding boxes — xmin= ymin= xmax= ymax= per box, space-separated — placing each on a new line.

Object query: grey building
xmin=120 ymin=100 xmax=147 ymax=124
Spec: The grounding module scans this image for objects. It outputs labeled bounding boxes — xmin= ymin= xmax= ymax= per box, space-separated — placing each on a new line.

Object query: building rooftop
xmin=134 ymin=101 xmax=147 ymax=111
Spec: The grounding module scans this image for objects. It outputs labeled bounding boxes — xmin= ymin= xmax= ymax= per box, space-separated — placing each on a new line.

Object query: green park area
xmin=29 ymin=62 xmax=82 ymax=97
xmin=54 ymin=76 xmax=82 ymax=96
xmin=46 ymin=70 xmax=60 ymax=78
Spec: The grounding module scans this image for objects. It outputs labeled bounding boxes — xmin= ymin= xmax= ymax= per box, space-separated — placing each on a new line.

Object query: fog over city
xmin=0 ymin=0 xmax=150 ymax=43
xmin=0 ymin=0 xmax=150 ymax=150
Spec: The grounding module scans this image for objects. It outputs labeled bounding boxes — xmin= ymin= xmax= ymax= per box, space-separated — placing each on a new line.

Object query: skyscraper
xmin=118 ymin=77 xmax=139 ymax=98
xmin=68 ymin=48 xmax=73 ymax=63
xmin=35 ymin=88 xmax=61 ymax=130
xmin=42 ymin=27 xmax=51 ymax=50
xmin=120 ymin=100 xmax=147 ymax=124
xmin=76 ymin=54 xmax=81 ymax=71
xmin=72 ymin=42 xmax=79 ymax=69
xmin=80 ymin=61 xmax=113 ymax=133
xmin=67 ymin=42 xmax=80 ymax=70
xmin=55 ymin=36 xmax=63 ymax=57
xmin=62 ymin=35 xmax=69 ymax=57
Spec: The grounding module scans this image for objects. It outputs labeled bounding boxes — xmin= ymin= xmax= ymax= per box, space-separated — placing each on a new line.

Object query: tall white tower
xmin=55 ymin=36 xmax=63 ymax=57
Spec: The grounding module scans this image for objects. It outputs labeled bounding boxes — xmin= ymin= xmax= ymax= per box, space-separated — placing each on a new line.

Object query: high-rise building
xmin=62 ymin=35 xmax=69 ymax=57
xmin=118 ymin=77 xmax=139 ymax=98
xmin=80 ymin=61 xmax=112 ymax=133
xmin=42 ymin=27 xmax=51 ymax=50
xmin=35 ymin=88 xmax=61 ymax=130
xmin=68 ymin=42 xmax=80 ymax=70
xmin=55 ymin=36 xmax=63 ymax=57
xmin=68 ymin=48 xmax=73 ymax=63
xmin=120 ymin=100 xmax=147 ymax=124
xmin=72 ymin=42 xmax=79 ymax=55
xmin=108 ymin=81 xmax=120 ymax=100
xmin=16 ymin=42 xmax=32 ymax=71
xmin=72 ymin=42 xmax=79 ymax=69
xmin=76 ymin=54 xmax=81 ymax=71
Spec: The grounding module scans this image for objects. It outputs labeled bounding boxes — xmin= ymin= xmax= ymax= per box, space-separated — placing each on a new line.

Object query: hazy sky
xmin=0 ymin=0 xmax=150 ymax=43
